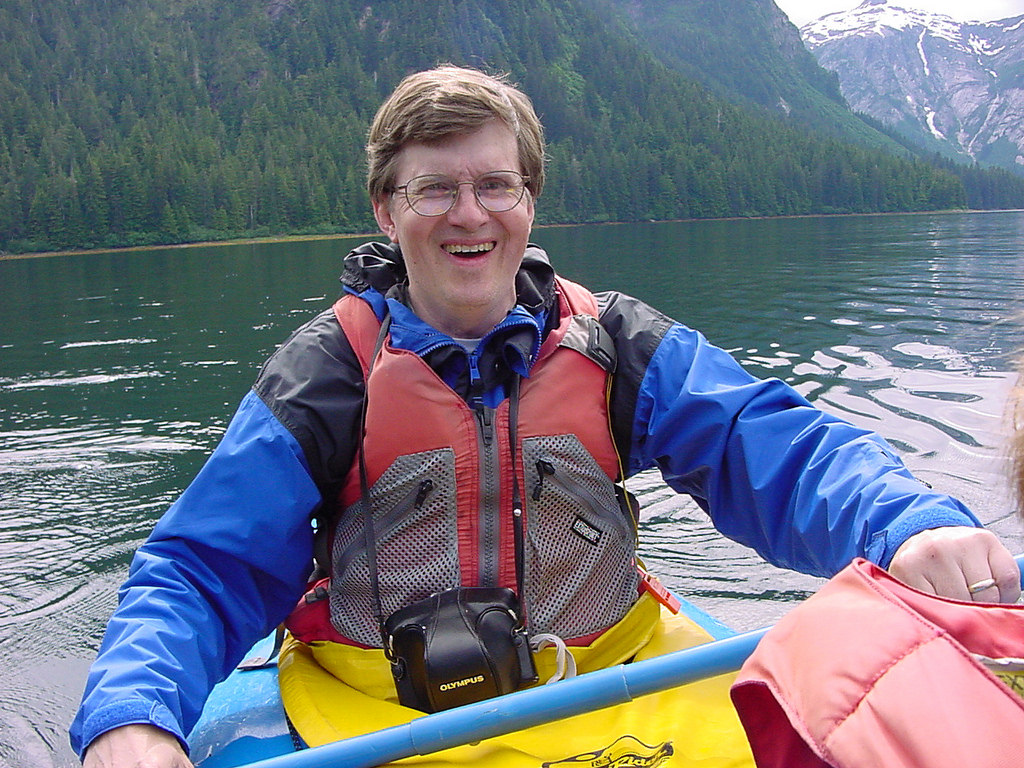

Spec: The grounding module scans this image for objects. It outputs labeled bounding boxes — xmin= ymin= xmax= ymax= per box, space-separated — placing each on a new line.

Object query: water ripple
xmin=1 ymin=370 xmax=163 ymax=390
xmin=59 ymin=338 xmax=157 ymax=350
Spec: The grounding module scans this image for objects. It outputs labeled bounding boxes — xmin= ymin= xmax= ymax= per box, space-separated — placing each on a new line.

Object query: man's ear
xmin=371 ymin=196 xmax=398 ymax=243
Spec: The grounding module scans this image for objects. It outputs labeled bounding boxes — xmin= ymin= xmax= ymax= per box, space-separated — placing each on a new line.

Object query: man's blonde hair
xmin=366 ymin=65 xmax=545 ymax=202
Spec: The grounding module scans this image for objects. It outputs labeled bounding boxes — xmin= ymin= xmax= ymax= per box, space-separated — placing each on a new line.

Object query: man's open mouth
xmin=443 ymin=242 xmax=496 ymax=257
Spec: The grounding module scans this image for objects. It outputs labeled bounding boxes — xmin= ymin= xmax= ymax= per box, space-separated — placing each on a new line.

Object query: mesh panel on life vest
xmin=521 ymin=434 xmax=639 ymax=639
xmin=329 ymin=448 xmax=460 ymax=647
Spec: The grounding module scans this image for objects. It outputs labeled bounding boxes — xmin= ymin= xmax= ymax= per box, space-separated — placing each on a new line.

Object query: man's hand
xmin=83 ymin=724 xmax=192 ymax=768
xmin=888 ymin=526 xmax=1021 ymax=603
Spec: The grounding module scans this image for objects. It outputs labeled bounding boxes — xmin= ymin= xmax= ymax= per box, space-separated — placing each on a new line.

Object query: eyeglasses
xmin=394 ymin=171 xmax=530 ymax=217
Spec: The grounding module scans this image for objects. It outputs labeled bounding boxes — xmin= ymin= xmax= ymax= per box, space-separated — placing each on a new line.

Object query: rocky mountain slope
xmin=801 ymin=0 xmax=1024 ymax=173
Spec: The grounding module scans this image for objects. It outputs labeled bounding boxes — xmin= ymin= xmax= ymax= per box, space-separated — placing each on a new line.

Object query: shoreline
xmin=0 ymin=231 xmax=379 ymax=262
xmin=2 ymin=208 xmax=1018 ymax=262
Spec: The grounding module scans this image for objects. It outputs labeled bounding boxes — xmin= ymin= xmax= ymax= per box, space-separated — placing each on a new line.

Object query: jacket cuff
xmin=71 ymin=698 xmax=186 ymax=760
xmin=867 ymin=509 xmax=982 ymax=569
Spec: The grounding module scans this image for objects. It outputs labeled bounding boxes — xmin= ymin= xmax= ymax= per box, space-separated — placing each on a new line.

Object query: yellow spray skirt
xmin=279 ymin=593 xmax=754 ymax=767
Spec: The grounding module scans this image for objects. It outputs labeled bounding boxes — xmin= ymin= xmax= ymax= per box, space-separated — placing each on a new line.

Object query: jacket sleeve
xmin=70 ymin=306 xmax=365 ymax=757
xmin=69 ymin=391 xmax=321 ymax=757
xmin=626 ymin=321 xmax=980 ymax=578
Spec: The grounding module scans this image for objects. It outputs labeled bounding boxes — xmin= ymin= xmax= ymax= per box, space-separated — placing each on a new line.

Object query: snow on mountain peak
xmin=798 ymin=0 xmax=1024 ymax=171
xmin=801 ymin=0 xmax=966 ymax=48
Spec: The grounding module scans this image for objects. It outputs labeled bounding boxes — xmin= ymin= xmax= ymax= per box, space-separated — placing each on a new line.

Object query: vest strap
xmin=359 ymin=315 xmax=393 ymax=652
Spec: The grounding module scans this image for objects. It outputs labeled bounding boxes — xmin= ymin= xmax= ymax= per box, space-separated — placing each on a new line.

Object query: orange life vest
xmin=730 ymin=558 xmax=1024 ymax=767
xmin=287 ymin=277 xmax=640 ymax=649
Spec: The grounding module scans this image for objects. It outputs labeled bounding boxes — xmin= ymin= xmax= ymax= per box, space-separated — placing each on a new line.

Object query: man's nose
xmin=446 ymin=182 xmax=490 ymax=226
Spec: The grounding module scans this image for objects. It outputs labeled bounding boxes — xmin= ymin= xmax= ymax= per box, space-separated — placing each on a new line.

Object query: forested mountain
xmin=606 ymin=0 xmax=903 ymax=153
xmin=2 ymin=0 xmax=1023 ymax=255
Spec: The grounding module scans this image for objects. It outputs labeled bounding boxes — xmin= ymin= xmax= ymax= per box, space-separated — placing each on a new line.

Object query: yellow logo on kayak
xmin=975 ymin=655 xmax=1024 ymax=700
xmin=543 ymin=735 xmax=674 ymax=768
xmin=991 ymin=669 xmax=1024 ymax=699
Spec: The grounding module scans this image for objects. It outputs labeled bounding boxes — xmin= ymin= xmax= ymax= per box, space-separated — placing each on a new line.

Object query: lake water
xmin=2 ymin=211 xmax=1023 ymax=766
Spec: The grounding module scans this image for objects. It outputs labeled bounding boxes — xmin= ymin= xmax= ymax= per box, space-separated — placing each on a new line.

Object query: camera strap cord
xmin=507 ymin=374 xmax=527 ymax=605
xmin=509 ymin=378 xmax=576 ymax=683
xmin=529 ymin=633 xmax=578 ymax=683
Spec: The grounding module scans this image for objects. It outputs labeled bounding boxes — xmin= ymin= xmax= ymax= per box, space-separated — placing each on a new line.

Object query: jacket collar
xmin=339 ymin=241 xmax=557 ymax=401
xmin=341 ymin=241 xmax=557 ymax=315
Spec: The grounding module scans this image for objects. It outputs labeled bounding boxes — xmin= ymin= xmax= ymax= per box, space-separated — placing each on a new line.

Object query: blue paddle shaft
xmin=241 ymin=554 xmax=1024 ymax=768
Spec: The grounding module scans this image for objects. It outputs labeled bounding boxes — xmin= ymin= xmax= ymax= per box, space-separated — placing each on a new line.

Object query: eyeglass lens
xmin=401 ymin=172 xmax=526 ymax=216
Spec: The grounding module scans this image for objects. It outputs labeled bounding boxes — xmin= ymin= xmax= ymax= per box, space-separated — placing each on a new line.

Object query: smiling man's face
xmin=372 ymin=119 xmax=535 ymax=339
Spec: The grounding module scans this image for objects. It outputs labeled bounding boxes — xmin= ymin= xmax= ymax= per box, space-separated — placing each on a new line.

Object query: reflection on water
xmin=2 ymin=213 xmax=1023 ymax=766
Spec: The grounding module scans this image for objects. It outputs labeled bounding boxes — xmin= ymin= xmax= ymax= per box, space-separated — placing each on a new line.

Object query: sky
xmin=775 ymin=0 xmax=1024 ymax=27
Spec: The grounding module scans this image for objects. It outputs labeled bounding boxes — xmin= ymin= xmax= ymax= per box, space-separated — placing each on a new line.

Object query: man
xmin=72 ymin=65 xmax=1020 ymax=768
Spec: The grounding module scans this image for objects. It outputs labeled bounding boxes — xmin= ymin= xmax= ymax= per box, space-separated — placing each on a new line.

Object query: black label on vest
xmin=570 ymin=516 xmax=602 ymax=545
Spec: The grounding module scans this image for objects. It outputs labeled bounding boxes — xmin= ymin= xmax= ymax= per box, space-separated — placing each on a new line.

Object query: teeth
xmin=444 ymin=242 xmax=495 ymax=255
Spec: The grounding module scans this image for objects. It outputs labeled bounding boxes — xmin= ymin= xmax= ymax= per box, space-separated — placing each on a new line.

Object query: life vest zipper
xmin=475 ymin=403 xmax=501 ymax=585
xmin=532 ymin=459 xmax=555 ymax=501
xmin=530 ymin=457 xmax=634 ymax=543
xmin=333 ymin=478 xmax=435 ymax=579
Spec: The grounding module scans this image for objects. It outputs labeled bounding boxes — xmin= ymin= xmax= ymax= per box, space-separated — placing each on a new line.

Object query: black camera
xmin=384 ymin=587 xmax=539 ymax=712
